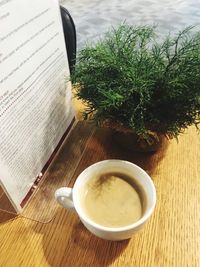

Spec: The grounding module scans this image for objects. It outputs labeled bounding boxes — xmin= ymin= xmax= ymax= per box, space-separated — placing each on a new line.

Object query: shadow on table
xmin=0 ymin=187 xmax=18 ymax=223
xmin=35 ymin=208 xmax=129 ymax=267
xmin=70 ymin=221 xmax=129 ymax=265
xmin=0 ymin=210 xmax=17 ymax=224
xmin=83 ymin=126 xmax=170 ymax=180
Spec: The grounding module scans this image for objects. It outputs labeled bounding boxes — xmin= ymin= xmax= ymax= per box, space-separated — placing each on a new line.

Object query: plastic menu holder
xmin=0 ymin=121 xmax=94 ymax=223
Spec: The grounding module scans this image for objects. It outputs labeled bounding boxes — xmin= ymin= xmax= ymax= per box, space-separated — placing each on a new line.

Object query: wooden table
xmin=0 ymin=117 xmax=199 ymax=266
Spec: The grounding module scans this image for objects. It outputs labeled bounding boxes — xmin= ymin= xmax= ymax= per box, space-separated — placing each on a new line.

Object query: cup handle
xmin=55 ymin=187 xmax=75 ymax=210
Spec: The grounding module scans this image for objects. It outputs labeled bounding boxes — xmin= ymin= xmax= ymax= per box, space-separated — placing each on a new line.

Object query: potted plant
xmin=71 ymin=24 xmax=200 ymax=152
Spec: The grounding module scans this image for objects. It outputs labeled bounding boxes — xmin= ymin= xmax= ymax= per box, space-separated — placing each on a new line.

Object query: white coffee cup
xmin=55 ymin=160 xmax=156 ymax=241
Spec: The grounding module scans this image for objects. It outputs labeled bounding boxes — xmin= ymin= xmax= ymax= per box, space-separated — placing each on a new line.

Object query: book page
xmin=0 ymin=0 xmax=74 ymax=211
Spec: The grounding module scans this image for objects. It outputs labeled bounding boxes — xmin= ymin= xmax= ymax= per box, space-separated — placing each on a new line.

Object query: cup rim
xmin=73 ymin=159 xmax=156 ymax=232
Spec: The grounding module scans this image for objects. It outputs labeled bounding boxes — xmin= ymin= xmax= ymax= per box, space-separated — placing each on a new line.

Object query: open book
xmin=0 ymin=0 xmax=74 ymax=212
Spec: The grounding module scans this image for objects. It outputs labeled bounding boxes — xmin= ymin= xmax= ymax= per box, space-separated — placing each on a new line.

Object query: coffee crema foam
xmin=81 ymin=173 xmax=144 ymax=228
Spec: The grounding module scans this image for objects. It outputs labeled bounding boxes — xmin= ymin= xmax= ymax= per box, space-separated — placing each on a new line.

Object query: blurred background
xmin=60 ymin=0 xmax=200 ymax=49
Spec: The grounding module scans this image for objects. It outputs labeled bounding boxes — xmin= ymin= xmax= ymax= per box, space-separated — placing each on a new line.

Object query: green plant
xmin=71 ymin=24 xmax=200 ymax=140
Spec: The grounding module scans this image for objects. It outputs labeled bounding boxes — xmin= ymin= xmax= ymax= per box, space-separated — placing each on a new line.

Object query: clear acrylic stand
xmin=0 ymin=121 xmax=94 ymax=223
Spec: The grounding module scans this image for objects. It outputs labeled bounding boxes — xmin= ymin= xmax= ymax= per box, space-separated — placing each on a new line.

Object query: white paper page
xmin=0 ymin=0 xmax=74 ymax=211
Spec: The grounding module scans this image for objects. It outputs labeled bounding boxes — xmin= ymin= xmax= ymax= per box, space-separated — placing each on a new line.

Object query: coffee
xmin=81 ymin=172 xmax=144 ymax=228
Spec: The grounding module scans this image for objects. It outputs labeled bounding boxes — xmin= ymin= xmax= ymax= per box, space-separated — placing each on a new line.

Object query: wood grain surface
xmin=0 ymin=116 xmax=199 ymax=267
